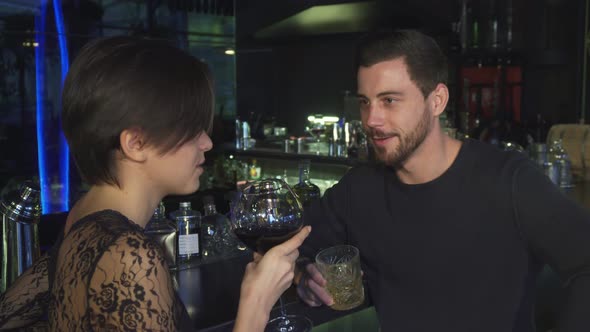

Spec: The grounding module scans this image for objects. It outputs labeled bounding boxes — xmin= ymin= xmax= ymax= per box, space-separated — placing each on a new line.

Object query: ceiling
xmin=255 ymin=1 xmax=379 ymax=38
xmin=243 ymin=0 xmax=453 ymax=40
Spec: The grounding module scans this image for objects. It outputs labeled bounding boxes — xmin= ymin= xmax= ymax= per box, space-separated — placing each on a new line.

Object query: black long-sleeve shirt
xmin=301 ymin=139 xmax=590 ymax=332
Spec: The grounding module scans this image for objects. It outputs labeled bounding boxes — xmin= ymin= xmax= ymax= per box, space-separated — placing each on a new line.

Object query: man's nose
xmin=365 ymin=105 xmax=385 ymax=128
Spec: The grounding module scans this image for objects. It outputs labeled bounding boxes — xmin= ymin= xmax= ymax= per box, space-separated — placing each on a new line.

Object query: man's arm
xmin=512 ymin=163 xmax=590 ymax=332
xmin=296 ymin=170 xmax=355 ymax=306
xmin=0 ymin=254 xmax=50 ymax=330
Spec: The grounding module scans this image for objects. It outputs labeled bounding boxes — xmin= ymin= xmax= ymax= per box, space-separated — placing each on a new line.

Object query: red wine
xmin=234 ymin=226 xmax=302 ymax=253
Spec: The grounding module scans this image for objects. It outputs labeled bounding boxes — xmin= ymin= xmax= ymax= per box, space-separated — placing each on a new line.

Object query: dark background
xmin=235 ymin=0 xmax=586 ymax=138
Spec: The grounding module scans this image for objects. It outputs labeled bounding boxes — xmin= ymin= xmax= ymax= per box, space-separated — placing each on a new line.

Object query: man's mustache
xmin=364 ymin=128 xmax=400 ymax=140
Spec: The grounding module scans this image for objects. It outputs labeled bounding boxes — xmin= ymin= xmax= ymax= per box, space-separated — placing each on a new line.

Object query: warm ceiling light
xmin=307 ymin=115 xmax=340 ymax=124
xmin=255 ymin=1 xmax=377 ymax=38
xmin=225 ymin=49 xmax=235 ymax=55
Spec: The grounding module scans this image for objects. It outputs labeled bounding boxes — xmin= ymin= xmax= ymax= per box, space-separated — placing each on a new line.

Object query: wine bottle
xmin=293 ymin=160 xmax=321 ymax=206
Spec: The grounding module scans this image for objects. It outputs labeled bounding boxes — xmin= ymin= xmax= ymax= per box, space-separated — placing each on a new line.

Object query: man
xmin=297 ymin=29 xmax=590 ymax=332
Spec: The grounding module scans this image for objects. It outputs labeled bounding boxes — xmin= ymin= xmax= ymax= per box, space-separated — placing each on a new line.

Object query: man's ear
xmin=119 ymin=128 xmax=148 ymax=162
xmin=430 ymin=83 xmax=449 ymax=117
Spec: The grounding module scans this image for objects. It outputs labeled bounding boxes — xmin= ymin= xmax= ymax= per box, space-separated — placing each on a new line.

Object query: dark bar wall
xmin=521 ymin=0 xmax=584 ymax=125
xmin=236 ymin=33 xmax=359 ymax=136
xmin=235 ymin=0 xmax=587 ymax=139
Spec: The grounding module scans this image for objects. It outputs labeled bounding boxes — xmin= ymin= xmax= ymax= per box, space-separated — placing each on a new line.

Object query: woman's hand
xmin=234 ymin=226 xmax=311 ymax=331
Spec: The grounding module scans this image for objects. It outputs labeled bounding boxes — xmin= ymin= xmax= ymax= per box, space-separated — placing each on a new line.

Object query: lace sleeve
xmin=86 ymin=230 xmax=180 ymax=331
xmin=0 ymin=254 xmax=50 ymax=330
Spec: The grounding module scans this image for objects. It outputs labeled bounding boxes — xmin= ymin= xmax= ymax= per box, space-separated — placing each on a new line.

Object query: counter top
xmin=220 ymin=144 xmax=369 ymax=167
xmin=180 ymin=179 xmax=590 ymax=331
xmin=175 ymin=253 xmax=372 ymax=331
xmin=36 ymin=178 xmax=590 ymax=331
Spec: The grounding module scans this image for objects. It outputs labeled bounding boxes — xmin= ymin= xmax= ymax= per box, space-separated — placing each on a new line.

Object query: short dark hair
xmin=354 ymin=29 xmax=448 ymax=98
xmin=62 ymin=36 xmax=214 ymax=187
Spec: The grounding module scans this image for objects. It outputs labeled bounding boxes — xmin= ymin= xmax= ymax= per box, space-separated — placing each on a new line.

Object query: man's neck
xmin=395 ymin=129 xmax=462 ymax=185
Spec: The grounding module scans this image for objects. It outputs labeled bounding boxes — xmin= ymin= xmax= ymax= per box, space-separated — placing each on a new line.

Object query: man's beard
xmin=367 ymin=108 xmax=432 ymax=168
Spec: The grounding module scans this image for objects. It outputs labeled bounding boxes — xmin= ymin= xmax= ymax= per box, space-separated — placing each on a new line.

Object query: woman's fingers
xmin=271 ymin=226 xmax=311 ymax=256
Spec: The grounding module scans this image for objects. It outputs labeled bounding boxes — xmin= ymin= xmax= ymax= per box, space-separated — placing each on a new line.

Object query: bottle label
xmin=179 ymin=234 xmax=200 ymax=255
xmin=249 ymin=166 xmax=261 ymax=180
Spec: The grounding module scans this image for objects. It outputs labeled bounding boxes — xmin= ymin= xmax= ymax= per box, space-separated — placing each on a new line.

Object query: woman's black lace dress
xmin=1 ymin=210 xmax=193 ymax=331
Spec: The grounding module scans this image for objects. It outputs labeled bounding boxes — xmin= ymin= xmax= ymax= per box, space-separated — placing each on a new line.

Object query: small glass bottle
xmin=144 ymin=202 xmax=177 ymax=270
xmin=170 ymin=201 xmax=201 ymax=269
xmin=548 ymin=139 xmax=573 ymax=188
xmin=293 ymin=160 xmax=321 ymax=206
xmin=201 ymin=196 xmax=218 ymax=259
xmin=201 ymin=195 xmax=236 ymax=260
xmin=249 ymin=159 xmax=262 ymax=180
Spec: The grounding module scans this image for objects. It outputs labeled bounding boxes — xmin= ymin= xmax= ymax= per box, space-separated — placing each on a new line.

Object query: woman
xmin=0 ymin=36 xmax=310 ymax=331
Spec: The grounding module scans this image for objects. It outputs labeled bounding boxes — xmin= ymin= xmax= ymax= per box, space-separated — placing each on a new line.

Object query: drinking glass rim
xmin=315 ymin=244 xmax=359 ymax=265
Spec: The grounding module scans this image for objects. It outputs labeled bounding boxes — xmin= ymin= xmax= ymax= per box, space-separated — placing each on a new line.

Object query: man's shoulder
xmin=462 ymin=139 xmax=534 ymax=182
xmin=318 ymin=164 xmax=389 ymax=200
xmin=465 ymin=139 xmax=530 ymax=169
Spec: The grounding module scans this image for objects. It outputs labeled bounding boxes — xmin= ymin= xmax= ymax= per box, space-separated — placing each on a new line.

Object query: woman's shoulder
xmin=60 ymin=209 xmax=161 ymax=270
xmin=69 ymin=209 xmax=144 ymax=235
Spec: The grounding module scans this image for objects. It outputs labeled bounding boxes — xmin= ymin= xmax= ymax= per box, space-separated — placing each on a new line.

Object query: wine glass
xmin=231 ymin=178 xmax=313 ymax=332
xmin=307 ymin=122 xmax=326 ymax=155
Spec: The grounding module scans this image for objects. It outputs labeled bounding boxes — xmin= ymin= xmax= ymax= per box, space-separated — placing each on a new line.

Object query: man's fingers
xmin=305 ymin=263 xmax=327 ymax=287
xmin=297 ymin=282 xmax=322 ymax=307
xmin=306 ymin=277 xmax=334 ymax=306
xmin=274 ymin=226 xmax=311 ymax=254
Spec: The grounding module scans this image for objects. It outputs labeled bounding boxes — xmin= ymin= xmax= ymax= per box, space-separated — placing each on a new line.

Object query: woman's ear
xmin=119 ymin=128 xmax=148 ymax=162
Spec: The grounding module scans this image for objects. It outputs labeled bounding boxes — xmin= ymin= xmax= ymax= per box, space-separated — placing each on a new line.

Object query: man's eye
xmin=384 ymin=97 xmax=395 ymax=104
xmin=358 ymin=99 xmax=369 ymax=106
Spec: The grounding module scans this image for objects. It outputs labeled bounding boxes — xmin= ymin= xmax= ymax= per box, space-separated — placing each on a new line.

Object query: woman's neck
xmin=66 ymin=183 xmax=162 ymax=233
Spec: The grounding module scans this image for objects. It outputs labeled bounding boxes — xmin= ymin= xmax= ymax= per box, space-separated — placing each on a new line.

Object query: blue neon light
xmin=35 ymin=0 xmax=70 ymax=213
xmin=35 ymin=1 xmax=49 ymax=213
xmin=53 ymin=0 xmax=70 ymax=211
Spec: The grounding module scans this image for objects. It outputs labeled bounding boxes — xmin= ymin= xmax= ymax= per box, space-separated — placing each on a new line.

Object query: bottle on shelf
xmin=170 ymin=201 xmax=202 ymax=269
xmin=470 ymin=2 xmax=479 ymax=50
xmin=249 ymin=159 xmax=262 ymax=180
xmin=235 ymin=118 xmax=242 ymax=149
xmin=505 ymin=0 xmax=513 ymax=52
xmin=459 ymin=0 xmax=470 ymax=52
xmin=201 ymin=195 xmax=238 ymax=260
xmin=293 ymin=160 xmax=321 ymax=206
xmin=144 ymin=202 xmax=177 ymax=270
xmin=487 ymin=0 xmax=500 ymax=50
xmin=548 ymin=139 xmax=573 ymax=188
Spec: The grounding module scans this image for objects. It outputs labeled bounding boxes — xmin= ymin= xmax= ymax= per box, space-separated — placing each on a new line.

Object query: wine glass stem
xmin=278 ymin=295 xmax=288 ymax=318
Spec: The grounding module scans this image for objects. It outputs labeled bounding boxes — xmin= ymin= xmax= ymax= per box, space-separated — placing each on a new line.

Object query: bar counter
xmin=171 ymin=179 xmax=590 ymax=331
xmin=34 ymin=178 xmax=590 ymax=331
xmin=175 ymin=252 xmax=374 ymax=331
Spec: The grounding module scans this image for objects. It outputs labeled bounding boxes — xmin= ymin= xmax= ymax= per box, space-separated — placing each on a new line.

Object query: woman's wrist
xmin=234 ymin=293 xmax=270 ymax=332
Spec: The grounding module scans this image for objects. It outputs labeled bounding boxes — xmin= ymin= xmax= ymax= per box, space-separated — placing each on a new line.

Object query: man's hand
xmin=296 ymin=262 xmax=334 ymax=307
